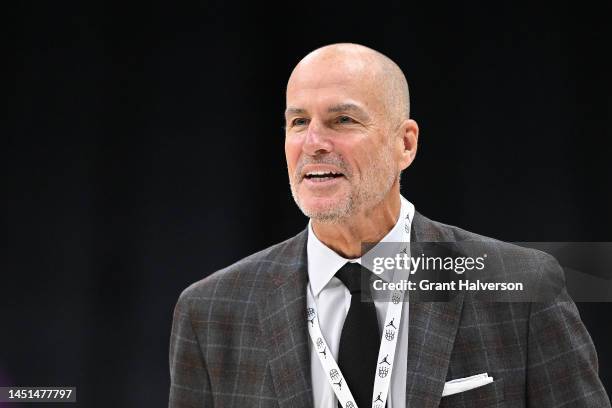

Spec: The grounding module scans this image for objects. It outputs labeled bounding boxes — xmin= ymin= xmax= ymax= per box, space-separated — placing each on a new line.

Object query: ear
xmin=397 ymin=119 xmax=419 ymax=171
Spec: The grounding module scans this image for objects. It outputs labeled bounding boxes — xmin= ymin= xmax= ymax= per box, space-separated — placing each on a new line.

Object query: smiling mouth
xmin=303 ymin=171 xmax=345 ymax=182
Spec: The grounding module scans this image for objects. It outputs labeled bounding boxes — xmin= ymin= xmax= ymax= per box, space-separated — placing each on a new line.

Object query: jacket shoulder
xmin=418 ymin=212 xmax=564 ymax=300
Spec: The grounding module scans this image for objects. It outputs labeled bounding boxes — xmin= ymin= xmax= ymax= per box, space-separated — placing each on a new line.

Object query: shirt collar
xmin=307 ymin=195 xmax=415 ymax=296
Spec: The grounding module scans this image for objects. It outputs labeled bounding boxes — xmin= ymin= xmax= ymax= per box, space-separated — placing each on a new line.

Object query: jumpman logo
xmin=374 ymin=392 xmax=383 ymax=403
xmin=386 ymin=318 xmax=397 ymax=329
xmin=379 ymin=354 xmax=391 ymax=365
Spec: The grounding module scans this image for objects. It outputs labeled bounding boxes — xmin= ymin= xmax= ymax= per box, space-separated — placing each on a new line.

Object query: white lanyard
xmin=306 ymin=212 xmax=412 ymax=408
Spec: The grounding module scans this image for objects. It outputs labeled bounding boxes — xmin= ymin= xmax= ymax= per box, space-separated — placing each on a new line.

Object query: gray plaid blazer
xmin=169 ymin=211 xmax=611 ymax=407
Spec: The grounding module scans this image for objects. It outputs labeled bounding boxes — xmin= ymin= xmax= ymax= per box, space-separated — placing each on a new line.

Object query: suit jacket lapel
xmin=258 ymin=229 xmax=313 ymax=408
xmin=405 ymin=211 xmax=465 ymax=407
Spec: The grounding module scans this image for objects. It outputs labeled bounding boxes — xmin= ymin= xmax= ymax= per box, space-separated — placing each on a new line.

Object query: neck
xmin=312 ymin=190 xmax=401 ymax=259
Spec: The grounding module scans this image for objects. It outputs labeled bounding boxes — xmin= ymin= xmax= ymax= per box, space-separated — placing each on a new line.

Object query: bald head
xmin=287 ymin=43 xmax=410 ymax=123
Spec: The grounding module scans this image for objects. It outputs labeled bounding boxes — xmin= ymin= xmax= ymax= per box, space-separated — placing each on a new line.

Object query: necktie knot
xmin=335 ymin=262 xmax=368 ymax=294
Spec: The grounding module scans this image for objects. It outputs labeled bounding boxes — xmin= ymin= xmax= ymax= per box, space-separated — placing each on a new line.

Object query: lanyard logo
xmin=384 ymin=329 xmax=395 ymax=341
xmin=329 ymin=369 xmax=343 ymax=389
xmin=306 ymin=307 xmax=316 ymax=326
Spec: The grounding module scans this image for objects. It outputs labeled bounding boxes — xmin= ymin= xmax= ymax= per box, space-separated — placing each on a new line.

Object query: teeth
xmin=306 ymin=171 xmax=340 ymax=176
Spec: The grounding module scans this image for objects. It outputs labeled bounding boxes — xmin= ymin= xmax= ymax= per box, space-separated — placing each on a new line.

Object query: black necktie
xmin=335 ymin=262 xmax=381 ymax=408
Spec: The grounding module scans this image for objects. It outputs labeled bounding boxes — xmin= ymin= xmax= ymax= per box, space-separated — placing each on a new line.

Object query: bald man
xmin=169 ymin=44 xmax=610 ymax=408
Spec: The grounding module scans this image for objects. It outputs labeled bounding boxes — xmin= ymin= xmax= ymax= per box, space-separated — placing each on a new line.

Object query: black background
xmin=4 ymin=1 xmax=612 ymax=406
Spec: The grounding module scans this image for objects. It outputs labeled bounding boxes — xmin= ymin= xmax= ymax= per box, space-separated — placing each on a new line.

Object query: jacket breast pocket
xmin=438 ymin=378 xmax=504 ymax=408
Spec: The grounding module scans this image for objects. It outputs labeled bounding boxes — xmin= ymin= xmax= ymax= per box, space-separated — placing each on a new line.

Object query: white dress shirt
xmin=306 ymin=196 xmax=415 ymax=408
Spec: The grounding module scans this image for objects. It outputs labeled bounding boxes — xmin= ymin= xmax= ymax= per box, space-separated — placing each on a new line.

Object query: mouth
xmin=302 ymin=170 xmax=345 ymax=183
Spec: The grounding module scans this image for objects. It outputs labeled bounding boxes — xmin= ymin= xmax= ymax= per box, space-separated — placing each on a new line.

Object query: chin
xmin=299 ymin=195 xmax=353 ymax=222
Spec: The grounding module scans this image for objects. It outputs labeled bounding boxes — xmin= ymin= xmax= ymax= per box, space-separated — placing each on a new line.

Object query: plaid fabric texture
xmin=169 ymin=212 xmax=611 ymax=407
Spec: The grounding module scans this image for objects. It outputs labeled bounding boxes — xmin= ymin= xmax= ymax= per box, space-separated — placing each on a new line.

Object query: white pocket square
xmin=442 ymin=373 xmax=494 ymax=397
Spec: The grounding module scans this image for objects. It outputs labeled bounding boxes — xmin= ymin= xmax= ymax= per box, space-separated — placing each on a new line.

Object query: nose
xmin=303 ymin=119 xmax=332 ymax=156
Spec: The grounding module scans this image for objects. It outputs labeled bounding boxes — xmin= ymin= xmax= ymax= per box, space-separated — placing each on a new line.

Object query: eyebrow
xmin=284 ymin=103 xmax=370 ymax=120
xmin=327 ymin=103 xmax=367 ymax=116
xmin=284 ymin=107 xmax=306 ymax=118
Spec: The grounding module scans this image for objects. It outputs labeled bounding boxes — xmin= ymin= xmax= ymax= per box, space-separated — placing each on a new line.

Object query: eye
xmin=336 ymin=115 xmax=356 ymax=124
xmin=291 ymin=118 xmax=309 ymax=127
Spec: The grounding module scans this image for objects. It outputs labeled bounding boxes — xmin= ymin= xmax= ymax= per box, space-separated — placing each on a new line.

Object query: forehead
xmin=286 ymin=57 xmax=385 ymax=113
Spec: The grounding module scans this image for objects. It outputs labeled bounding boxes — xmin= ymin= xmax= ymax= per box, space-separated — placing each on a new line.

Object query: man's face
xmin=285 ymin=57 xmax=400 ymax=222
